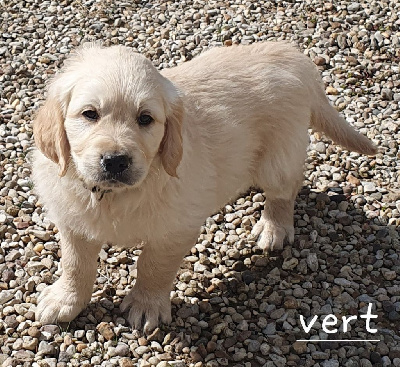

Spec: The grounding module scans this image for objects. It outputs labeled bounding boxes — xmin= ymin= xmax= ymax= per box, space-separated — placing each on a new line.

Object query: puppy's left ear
xmin=159 ymin=94 xmax=184 ymax=178
xmin=33 ymin=93 xmax=71 ymax=177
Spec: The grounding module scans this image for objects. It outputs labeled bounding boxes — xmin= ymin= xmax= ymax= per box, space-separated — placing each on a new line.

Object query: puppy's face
xmin=33 ymin=44 xmax=183 ymax=189
xmin=65 ymin=63 xmax=167 ymax=189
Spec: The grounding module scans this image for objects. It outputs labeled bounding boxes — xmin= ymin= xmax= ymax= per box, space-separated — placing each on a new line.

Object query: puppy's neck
xmin=82 ymin=182 xmax=112 ymax=202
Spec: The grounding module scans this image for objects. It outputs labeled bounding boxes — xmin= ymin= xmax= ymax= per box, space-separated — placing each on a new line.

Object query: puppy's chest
xmin=80 ymin=195 xmax=172 ymax=246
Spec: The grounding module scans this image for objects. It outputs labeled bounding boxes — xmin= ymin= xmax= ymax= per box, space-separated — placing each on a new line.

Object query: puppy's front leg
xmin=121 ymin=242 xmax=190 ymax=333
xmin=36 ymin=231 xmax=102 ymax=324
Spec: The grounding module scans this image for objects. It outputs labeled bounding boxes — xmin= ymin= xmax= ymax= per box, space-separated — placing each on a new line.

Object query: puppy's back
xmin=163 ymin=42 xmax=376 ymax=156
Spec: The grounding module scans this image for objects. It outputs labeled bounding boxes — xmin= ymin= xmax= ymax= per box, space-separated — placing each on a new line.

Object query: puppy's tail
xmin=310 ymin=89 xmax=377 ymax=156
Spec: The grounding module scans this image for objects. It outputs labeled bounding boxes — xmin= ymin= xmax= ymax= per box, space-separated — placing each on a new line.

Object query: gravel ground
xmin=1 ymin=0 xmax=400 ymax=366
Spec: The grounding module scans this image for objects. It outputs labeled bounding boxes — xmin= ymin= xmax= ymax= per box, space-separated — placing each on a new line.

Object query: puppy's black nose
xmin=101 ymin=154 xmax=130 ymax=174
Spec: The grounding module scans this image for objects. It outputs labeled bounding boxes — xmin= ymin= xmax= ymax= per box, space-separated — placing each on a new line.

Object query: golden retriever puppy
xmin=32 ymin=42 xmax=376 ymax=332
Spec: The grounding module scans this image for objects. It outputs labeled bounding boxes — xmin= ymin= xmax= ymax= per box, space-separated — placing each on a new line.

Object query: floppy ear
xmin=159 ymin=96 xmax=184 ymax=178
xmin=33 ymin=94 xmax=70 ymax=177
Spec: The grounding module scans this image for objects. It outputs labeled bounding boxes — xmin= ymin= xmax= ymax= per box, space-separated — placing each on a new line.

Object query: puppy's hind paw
xmin=120 ymin=287 xmax=172 ymax=334
xmin=250 ymin=219 xmax=294 ymax=252
xmin=249 ymin=217 xmax=266 ymax=241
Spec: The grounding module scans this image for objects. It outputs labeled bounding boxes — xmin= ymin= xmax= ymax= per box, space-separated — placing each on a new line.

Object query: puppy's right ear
xmin=33 ymin=93 xmax=70 ymax=177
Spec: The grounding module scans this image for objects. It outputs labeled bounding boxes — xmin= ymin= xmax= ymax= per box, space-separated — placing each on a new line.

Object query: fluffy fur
xmin=32 ymin=42 xmax=376 ymax=332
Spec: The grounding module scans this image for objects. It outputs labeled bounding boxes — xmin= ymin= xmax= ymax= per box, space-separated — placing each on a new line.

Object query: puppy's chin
xmin=78 ymin=169 xmax=146 ymax=192
xmin=97 ymin=173 xmax=143 ymax=189
xmin=98 ymin=172 xmax=135 ymax=186
xmin=96 ymin=179 xmax=132 ymax=189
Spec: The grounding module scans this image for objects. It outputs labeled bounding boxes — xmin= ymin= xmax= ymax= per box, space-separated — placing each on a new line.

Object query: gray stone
xmin=263 ymin=323 xmax=276 ymax=335
xmin=315 ymin=142 xmax=327 ymax=153
xmin=38 ymin=341 xmax=57 ymax=356
xmin=0 ymin=290 xmax=14 ymax=305
xmin=115 ymin=343 xmax=130 ymax=357
xmin=347 ymin=3 xmax=360 ymax=12
xmin=334 ymin=278 xmax=352 ymax=287
xmin=247 ymin=340 xmax=260 ymax=352
xmin=322 ymin=360 xmax=340 ymax=367
xmin=306 ymin=252 xmax=319 ymax=271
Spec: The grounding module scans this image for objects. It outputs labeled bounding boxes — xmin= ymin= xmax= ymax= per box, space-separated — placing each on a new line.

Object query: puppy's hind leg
xmin=251 ymin=134 xmax=308 ymax=252
xmin=250 ymin=195 xmax=297 ymax=252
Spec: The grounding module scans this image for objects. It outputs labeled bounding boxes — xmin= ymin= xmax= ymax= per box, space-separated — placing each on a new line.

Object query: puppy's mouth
xmin=93 ymin=169 xmax=144 ymax=189
xmin=98 ymin=172 xmax=135 ymax=186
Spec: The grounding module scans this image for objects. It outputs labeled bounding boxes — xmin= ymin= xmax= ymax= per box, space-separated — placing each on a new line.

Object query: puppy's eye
xmin=82 ymin=109 xmax=99 ymax=121
xmin=138 ymin=113 xmax=154 ymax=126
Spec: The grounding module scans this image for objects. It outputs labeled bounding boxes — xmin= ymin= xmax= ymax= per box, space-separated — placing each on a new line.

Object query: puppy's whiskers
xmin=139 ymin=149 xmax=147 ymax=160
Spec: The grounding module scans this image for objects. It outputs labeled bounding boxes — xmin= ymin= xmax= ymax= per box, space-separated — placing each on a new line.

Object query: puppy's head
xmin=33 ymin=44 xmax=183 ymax=189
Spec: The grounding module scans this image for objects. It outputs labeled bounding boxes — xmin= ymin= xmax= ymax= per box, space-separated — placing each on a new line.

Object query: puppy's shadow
xmin=159 ymin=186 xmax=395 ymax=363
xmin=159 ymin=185 xmax=395 ymax=361
xmin=66 ymin=184 xmax=396 ymax=364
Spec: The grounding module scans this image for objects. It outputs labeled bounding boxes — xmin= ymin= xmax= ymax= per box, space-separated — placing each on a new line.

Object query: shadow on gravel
xmin=54 ymin=185 xmax=399 ymax=366
xmin=162 ymin=186 xmax=400 ymax=366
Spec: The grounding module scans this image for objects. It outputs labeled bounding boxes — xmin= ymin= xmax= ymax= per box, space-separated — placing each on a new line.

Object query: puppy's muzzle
xmin=101 ymin=153 xmax=131 ymax=175
xmin=97 ymin=153 xmax=136 ymax=186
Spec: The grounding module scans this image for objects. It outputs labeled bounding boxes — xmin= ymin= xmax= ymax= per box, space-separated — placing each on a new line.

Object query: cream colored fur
xmin=32 ymin=42 xmax=376 ymax=332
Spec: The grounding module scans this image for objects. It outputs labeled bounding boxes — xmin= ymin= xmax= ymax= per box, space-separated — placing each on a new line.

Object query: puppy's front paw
xmin=250 ymin=218 xmax=294 ymax=252
xmin=36 ymin=281 xmax=89 ymax=324
xmin=120 ymin=286 xmax=171 ymax=334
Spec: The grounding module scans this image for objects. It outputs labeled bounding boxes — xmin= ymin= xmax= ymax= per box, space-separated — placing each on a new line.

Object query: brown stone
xmin=76 ymin=343 xmax=87 ymax=353
xmin=347 ymin=174 xmax=361 ymax=185
xmin=326 ymin=86 xmax=338 ymax=95
xmin=64 ymin=334 xmax=72 ymax=346
xmin=314 ymin=56 xmax=326 ymax=66
xmin=28 ymin=326 xmax=41 ymax=338
xmin=147 ymin=327 xmax=163 ymax=342
xmin=292 ymin=341 xmax=307 ymax=354
xmin=284 ymin=297 xmax=299 ymax=309
xmin=119 ymin=358 xmax=135 ymax=367
xmin=15 ymin=221 xmax=30 ymax=229
xmin=190 ymin=351 xmax=203 ymax=363
xmin=97 ymin=322 xmax=115 ymax=341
